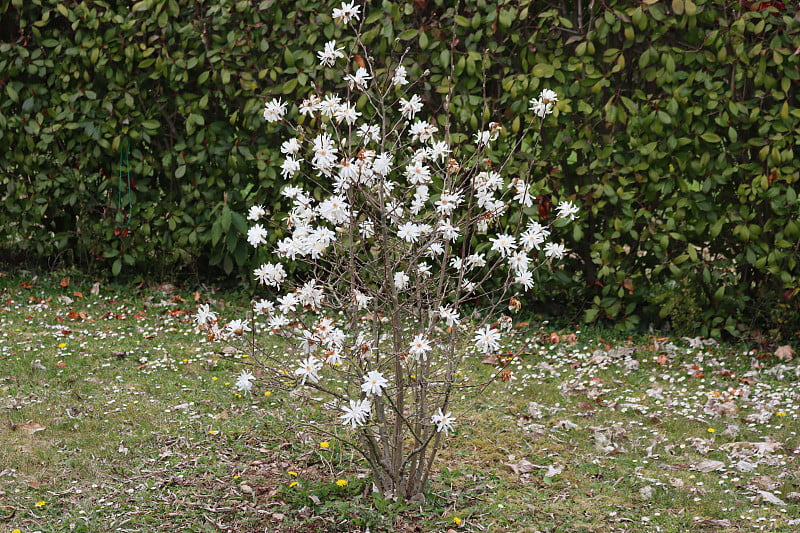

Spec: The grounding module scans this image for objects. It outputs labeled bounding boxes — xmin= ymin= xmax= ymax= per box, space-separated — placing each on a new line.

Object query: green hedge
xmin=1 ymin=0 xmax=798 ymax=337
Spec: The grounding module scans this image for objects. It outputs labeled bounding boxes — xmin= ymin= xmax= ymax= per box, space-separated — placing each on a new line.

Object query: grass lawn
xmin=1 ymin=270 xmax=799 ymax=532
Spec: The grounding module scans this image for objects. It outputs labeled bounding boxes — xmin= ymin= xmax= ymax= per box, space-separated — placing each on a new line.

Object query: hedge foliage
xmin=1 ymin=0 xmax=798 ymax=338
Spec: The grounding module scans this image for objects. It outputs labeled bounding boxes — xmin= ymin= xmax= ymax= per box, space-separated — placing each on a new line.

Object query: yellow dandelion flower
xmin=288 ymin=481 xmax=299 ymax=488
xmin=241 ymin=354 xmax=250 ymax=358
xmin=776 ymin=412 xmax=786 ymax=417
xmin=264 ymin=391 xmax=272 ymax=397
xmin=233 ymin=475 xmax=240 ymax=480
xmin=320 ymin=441 xmax=330 ymax=449
xmin=212 ymin=376 xmax=218 ymax=381
xmin=336 ymin=479 xmax=348 ymax=487
xmin=13 ymin=529 xmax=22 ymax=533
xmin=35 ymin=500 xmax=46 ymax=507
xmin=58 ymin=343 xmax=67 ymax=349
xmin=707 ymin=428 xmax=715 ymax=433
xmin=453 ymin=516 xmax=462 ymax=526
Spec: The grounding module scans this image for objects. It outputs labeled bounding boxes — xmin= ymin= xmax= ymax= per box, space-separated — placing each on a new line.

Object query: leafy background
xmin=1 ymin=0 xmax=798 ymax=338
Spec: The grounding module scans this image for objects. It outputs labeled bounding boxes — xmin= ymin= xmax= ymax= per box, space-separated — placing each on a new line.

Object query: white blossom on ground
xmin=235 ymin=370 xmax=255 ymax=393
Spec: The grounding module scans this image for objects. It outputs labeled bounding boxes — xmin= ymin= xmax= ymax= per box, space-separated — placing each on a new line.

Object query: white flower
xmin=319 ymin=93 xmax=342 ymax=117
xmin=490 ymin=234 xmax=517 ymax=257
xmin=352 ymin=291 xmax=372 ymax=309
xmin=359 ymin=219 xmax=375 ymax=239
xmin=263 ymin=98 xmax=287 ymax=122
xmin=474 ymin=130 xmax=491 ymax=145
xmin=247 ymin=224 xmax=268 ymax=247
xmin=312 ymin=132 xmax=339 ymax=174
xmin=253 ymin=263 xmax=287 ymax=287
xmin=394 ymin=271 xmax=410 ymax=291
xmin=268 ymin=313 xmax=289 ymax=330
xmin=235 ymin=370 xmax=255 ymax=393
xmin=361 ymin=370 xmax=389 ymax=397
xmin=318 ymin=40 xmax=345 ymax=67
xmin=195 ymin=303 xmax=216 ymax=325
xmin=556 ymin=200 xmax=579 ymax=221
xmin=465 ymin=253 xmax=486 ymax=269
xmin=247 ymin=205 xmax=266 ymax=221
xmin=357 ymin=124 xmax=380 ymax=142
xmin=511 ymin=178 xmax=533 ymax=207
xmin=435 ymin=191 xmax=463 ymax=216
xmin=295 ymin=356 xmax=322 ymax=384
xmin=431 ymin=408 xmax=455 ymax=434
xmin=540 ymin=88 xmax=558 ymax=105
xmin=299 ymin=94 xmax=321 ymax=116
xmin=277 ymin=293 xmax=299 ymax=314
xmin=520 ymin=221 xmax=550 ymax=251
xmin=318 ymin=195 xmax=350 ymax=225
xmin=280 ymin=138 xmax=301 ymax=155
xmin=417 ymin=262 xmax=432 ymax=278
xmin=253 ymin=299 xmax=274 ymax=314
xmin=425 ymin=242 xmax=444 ymax=257
xmin=429 ymin=140 xmax=450 ymax=161
xmin=345 ymin=67 xmax=372 ymax=91
xmin=472 ymin=325 xmax=501 ymax=353
xmin=226 ymin=319 xmax=251 ymax=335
xmin=372 ymin=152 xmax=393 ymax=175
xmin=340 ymin=398 xmax=371 ymax=428
xmin=280 ymin=156 xmax=301 ymax=179
xmin=409 ymin=120 xmax=438 ymax=143
xmin=508 ymin=252 xmax=529 ymax=274
xmin=334 ymin=101 xmax=361 ymax=125
xmin=409 ymin=333 xmax=432 ymax=360
xmin=296 ymin=280 xmax=325 ymax=308
xmin=392 ymin=65 xmax=408 ymax=85
xmin=544 ymin=242 xmax=566 ymax=259
xmin=515 ymin=270 xmax=534 ymax=290
xmin=397 ymin=222 xmax=430 ymax=243
xmin=399 ymin=94 xmax=423 ymax=119
xmin=332 ymin=1 xmax=361 ymax=24
xmin=438 ymin=306 xmax=460 ymax=327
xmin=405 ymin=161 xmax=431 ymax=185
xmin=529 ymin=89 xmax=558 ymax=118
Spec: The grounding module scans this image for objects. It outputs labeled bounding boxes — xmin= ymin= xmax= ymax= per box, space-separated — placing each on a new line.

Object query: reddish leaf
xmin=537 ymin=195 xmax=551 ymax=219
xmin=60 ymin=276 xmax=70 ymax=288
xmin=73 ymin=291 xmax=83 ymax=298
xmin=622 ymin=278 xmax=634 ymax=294
xmin=354 ymin=54 xmax=367 ymax=69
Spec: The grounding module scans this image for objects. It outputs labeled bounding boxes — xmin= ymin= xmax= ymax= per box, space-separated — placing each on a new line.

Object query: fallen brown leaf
xmin=775 ymin=344 xmax=795 ymax=361
xmin=20 ymin=422 xmax=46 ymax=434
xmin=693 ymin=519 xmax=732 ymax=527
xmin=694 ymin=459 xmax=725 ymax=472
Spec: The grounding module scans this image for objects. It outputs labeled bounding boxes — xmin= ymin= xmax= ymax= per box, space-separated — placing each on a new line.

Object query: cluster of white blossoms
xmin=197 ymin=2 xmax=578 ymax=438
